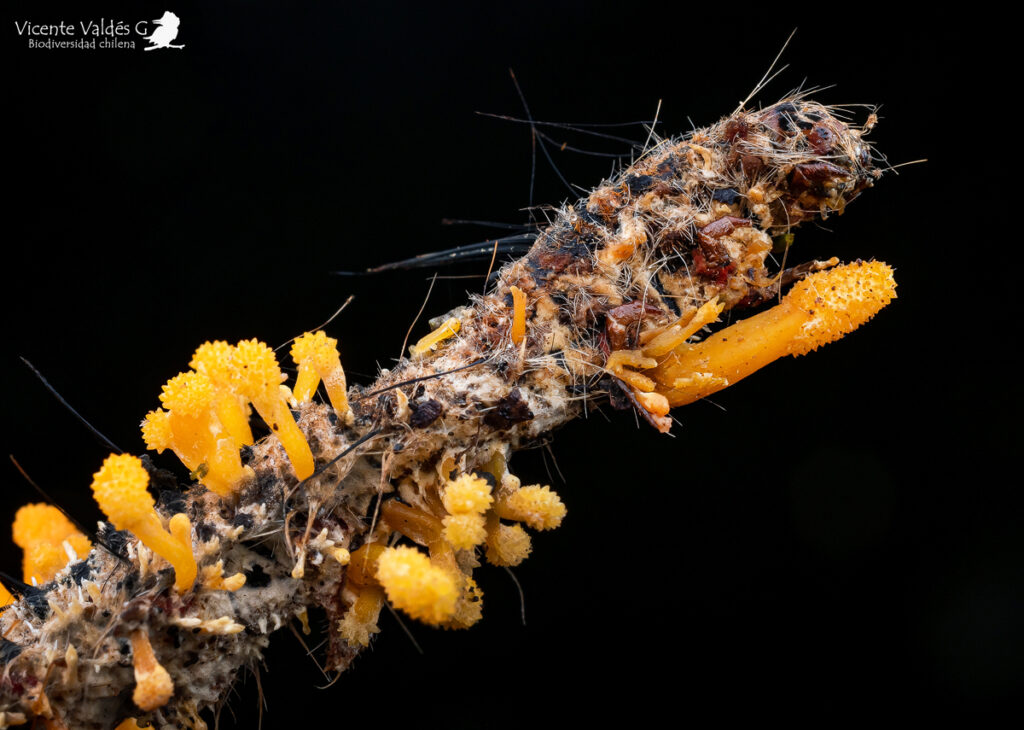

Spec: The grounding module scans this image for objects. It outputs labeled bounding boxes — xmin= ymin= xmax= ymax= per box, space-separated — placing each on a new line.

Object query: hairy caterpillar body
xmin=0 ymin=96 xmax=895 ymax=729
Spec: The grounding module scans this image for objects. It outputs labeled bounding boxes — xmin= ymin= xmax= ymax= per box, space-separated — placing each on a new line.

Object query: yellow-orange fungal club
xmin=114 ymin=720 xmax=144 ymax=730
xmin=442 ymin=513 xmax=488 ymax=550
xmin=440 ymin=473 xmax=493 ymax=549
xmin=375 ymin=545 xmax=458 ymax=625
xmin=158 ymin=371 xmax=250 ymax=497
xmin=190 ymin=340 xmax=254 ymax=447
xmin=409 ymin=317 xmax=461 ymax=359
xmin=441 ymin=473 xmax=493 ymax=515
xmin=233 ymin=339 xmax=315 ymax=480
xmin=375 ymin=500 xmax=484 ymax=621
xmin=12 ymin=503 xmax=78 ymax=549
xmin=130 ymin=629 xmax=174 ymax=712
xmin=642 ymin=296 xmax=725 ymax=357
xmin=0 ymin=582 xmax=13 ymax=609
xmin=652 ymin=260 xmax=897 ymax=406
xmin=159 ymin=370 xmax=215 ymax=420
xmin=499 ymin=485 xmax=567 ymax=531
xmin=484 ymin=522 xmax=532 ymax=567
xmin=144 ymin=408 xmax=249 ymax=498
xmin=141 ymin=409 xmax=174 ymax=456
xmin=510 ymin=285 xmax=526 ymax=345
xmin=22 ymin=538 xmax=93 ymax=586
xmin=144 ymin=407 xmax=229 ymax=494
xmin=338 ymin=585 xmax=384 ymax=648
xmin=12 ymin=504 xmax=93 ymax=584
xmin=344 ymin=543 xmax=387 ymax=587
xmin=605 ymin=350 xmax=658 ymax=392
xmin=90 ymin=454 xmax=197 ymax=593
xmin=290 ymin=331 xmax=350 ymax=417
xmin=200 ymin=561 xmax=247 ymax=592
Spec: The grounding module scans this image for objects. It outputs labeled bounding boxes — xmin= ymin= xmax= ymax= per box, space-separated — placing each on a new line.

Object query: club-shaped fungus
xmin=290 ymin=330 xmax=351 ymax=419
xmin=12 ymin=504 xmax=92 ymax=584
xmin=484 ymin=521 xmax=532 ymax=567
xmin=375 ymin=545 xmax=458 ymax=625
xmin=497 ymin=485 xmax=567 ymax=531
xmin=510 ymin=285 xmax=527 ymax=345
xmin=129 ymin=629 xmax=174 ymax=711
xmin=337 ymin=543 xmax=387 ymax=648
xmin=440 ymin=473 xmax=493 ymax=550
xmin=155 ymin=371 xmax=252 ymax=497
xmin=651 ymin=260 xmax=897 ymax=405
xmin=90 ymin=453 xmax=197 ymax=593
xmin=409 ymin=317 xmax=460 ymax=359
xmin=233 ymin=339 xmax=315 ymax=480
xmin=189 ymin=340 xmax=255 ymax=448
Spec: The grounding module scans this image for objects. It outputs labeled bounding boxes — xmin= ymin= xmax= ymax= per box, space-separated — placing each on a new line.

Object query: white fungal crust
xmin=0 ymin=96 xmax=881 ymax=729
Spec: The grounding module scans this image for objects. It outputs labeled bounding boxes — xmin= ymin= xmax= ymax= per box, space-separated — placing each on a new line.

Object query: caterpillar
xmin=0 ymin=93 xmax=895 ymax=729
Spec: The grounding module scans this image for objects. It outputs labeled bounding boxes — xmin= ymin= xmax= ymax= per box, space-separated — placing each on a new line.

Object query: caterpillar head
xmin=724 ymin=99 xmax=881 ymax=229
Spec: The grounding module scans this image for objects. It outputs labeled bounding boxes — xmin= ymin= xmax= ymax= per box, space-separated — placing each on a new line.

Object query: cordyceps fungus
xmin=12 ymin=504 xmax=92 ymax=585
xmin=654 ymin=260 xmax=897 ymax=406
xmin=154 ymin=370 xmax=253 ymax=498
xmin=290 ymin=330 xmax=352 ymax=421
xmin=496 ymin=485 xmax=567 ymax=532
xmin=233 ymin=338 xmax=315 ymax=480
xmin=409 ymin=317 xmax=461 ymax=359
xmin=440 ymin=472 xmax=494 ymax=549
xmin=375 ymin=545 xmax=459 ymax=625
xmin=128 ymin=629 xmax=174 ymax=712
xmin=509 ymin=286 xmax=527 ymax=346
xmin=89 ymin=453 xmax=197 ymax=593
xmin=0 ymin=95 xmax=902 ymax=729
xmin=338 ymin=543 xmax=387 ymax=648
xmin=377 ymin=499 xmax=482 ymax=629
xmin=604 ymin=261 xmax=896 ymax=431
xmin=188 ymin=340 xmax=255 ymax=449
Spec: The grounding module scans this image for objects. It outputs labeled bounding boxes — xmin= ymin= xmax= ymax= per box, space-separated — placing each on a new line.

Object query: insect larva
xmin=0 ymin=90 xmax=895 ymax=729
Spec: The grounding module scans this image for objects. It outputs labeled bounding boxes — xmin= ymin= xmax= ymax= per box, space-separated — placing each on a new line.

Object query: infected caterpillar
xmin=0 ymin=94 xmax=895 ymax=729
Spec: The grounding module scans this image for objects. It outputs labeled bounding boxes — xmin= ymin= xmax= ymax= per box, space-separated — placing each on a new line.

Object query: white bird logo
xmin=144 ymin=11 xmax=184 ymax=51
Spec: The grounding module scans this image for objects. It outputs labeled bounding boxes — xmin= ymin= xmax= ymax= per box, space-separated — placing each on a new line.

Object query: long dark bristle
xmin=20 ymin=357 xmax=123 ymax=454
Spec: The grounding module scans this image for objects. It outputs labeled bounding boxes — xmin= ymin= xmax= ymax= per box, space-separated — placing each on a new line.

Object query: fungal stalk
xmin=89 ymin=453 xmax=197 ymax=593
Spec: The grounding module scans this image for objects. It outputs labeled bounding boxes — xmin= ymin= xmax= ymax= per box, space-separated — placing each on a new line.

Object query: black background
xmin=4 ymin=2 xmax=1016 ymax=726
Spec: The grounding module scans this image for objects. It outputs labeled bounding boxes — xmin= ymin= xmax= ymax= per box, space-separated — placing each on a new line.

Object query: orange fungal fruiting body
xmin=651 ymin=260 xmax=897 ymax=406
xmin=129 ymin=629 xmax=174 ymax=712
xmin=90 ymin=453 xmax=197 ymax=593
xmin=189 ymin=340 xmax=255 ymax=448
xmin=498 ymin=485 xmax=567 ymax=531
xmin=290 ymin=330 xmax=351 ymax=418
xmin=375 ymin=545 xmax=458 ymax=625
xmin=510 ymin=286 xmax=526 ymax=345
xmin=409 ymin=317 xmax=460 ymax=359
xmin=233 ymin=339 xmax=315 ymax=480
xmin=12 ymin=503 xmax=92 ymax=584
xmin=157 ymin=371 xmax=251 ymax=497
xmin=441 ymin=473 xmax=493 ymax=550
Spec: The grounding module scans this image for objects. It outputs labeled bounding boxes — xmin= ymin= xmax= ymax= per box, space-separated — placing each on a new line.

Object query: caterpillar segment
xmin=0 ymin=97 xmax=895 ymax=729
